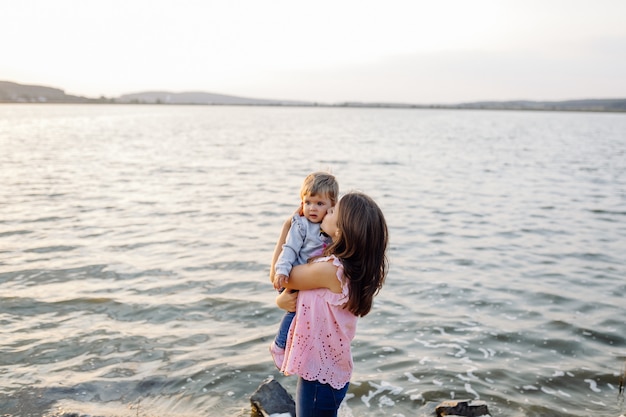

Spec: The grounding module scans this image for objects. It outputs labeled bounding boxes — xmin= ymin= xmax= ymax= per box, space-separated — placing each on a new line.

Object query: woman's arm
xmin=269 ymin=217 xmax=292 ymax=283
xmin=283 ymin=261 xmax=342 ymax=294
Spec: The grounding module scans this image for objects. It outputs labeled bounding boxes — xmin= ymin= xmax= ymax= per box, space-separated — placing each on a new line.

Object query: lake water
xmin=1 ymin=104 xmax=625 ymax=417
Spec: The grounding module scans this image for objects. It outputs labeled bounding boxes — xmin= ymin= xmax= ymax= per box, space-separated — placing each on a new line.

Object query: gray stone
xmin=435 ymin=399 xmax=491 ymax=417
xmin=250 ymin=378 xmax=296 ymax=417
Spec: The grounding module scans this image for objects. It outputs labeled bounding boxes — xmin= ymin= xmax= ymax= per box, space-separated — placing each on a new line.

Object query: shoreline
xmin=2 ymin=100 xmax=626 ymax=113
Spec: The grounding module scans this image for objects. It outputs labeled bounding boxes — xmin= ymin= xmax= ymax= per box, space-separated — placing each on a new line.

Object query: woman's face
xmin=321 ymin=201 xmax=339 ymax=240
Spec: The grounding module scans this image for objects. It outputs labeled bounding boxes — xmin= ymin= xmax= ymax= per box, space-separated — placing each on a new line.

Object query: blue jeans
xmin=296 ymin=377 xmax=349 ymax=417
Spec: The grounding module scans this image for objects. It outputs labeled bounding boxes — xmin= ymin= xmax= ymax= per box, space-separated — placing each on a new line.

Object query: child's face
xmin=301 ymin=193 xmax=333 ymax=224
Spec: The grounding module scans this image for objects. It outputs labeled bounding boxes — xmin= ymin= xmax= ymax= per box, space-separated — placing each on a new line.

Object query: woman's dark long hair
xmin=324 ymin=192 xmax=388 ymax=317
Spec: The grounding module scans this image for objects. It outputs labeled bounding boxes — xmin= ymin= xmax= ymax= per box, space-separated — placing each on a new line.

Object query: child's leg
xmin=274 ymin=311 xmax=295 ymax=349
xmin=270 ymin=289 xmax=298 ymax=369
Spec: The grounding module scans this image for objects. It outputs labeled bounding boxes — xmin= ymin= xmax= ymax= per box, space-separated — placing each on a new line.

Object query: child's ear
xmin=298 ymin=202 xmax=304 ymax=216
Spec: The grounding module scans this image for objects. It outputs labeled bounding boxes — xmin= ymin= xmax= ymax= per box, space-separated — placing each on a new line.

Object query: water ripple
xmin=1 ymin=105 xmax=625 ymax=417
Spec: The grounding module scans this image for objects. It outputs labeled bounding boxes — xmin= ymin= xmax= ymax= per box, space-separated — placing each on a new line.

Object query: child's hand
xmin=273 ymin=274 xmax=289 ymax=290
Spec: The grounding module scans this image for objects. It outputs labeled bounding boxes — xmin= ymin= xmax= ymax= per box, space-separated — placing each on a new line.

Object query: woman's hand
xmin=276 ymin=289 xmax=298 ymax=313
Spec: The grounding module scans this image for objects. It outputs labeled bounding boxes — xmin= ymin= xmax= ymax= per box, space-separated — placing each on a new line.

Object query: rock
xmin=250 ymin=378 xmax=296 ymax=417
xmin=435 ymin=399 xmax=491 ymax=417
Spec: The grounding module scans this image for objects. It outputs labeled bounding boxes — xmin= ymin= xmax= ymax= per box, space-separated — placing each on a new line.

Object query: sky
xmin=2 ymin=0 xmax=626 ymax=104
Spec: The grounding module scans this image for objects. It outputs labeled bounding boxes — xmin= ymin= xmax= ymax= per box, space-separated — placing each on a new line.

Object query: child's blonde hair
xmin=300 ymin=172 xmax=339 ymax=205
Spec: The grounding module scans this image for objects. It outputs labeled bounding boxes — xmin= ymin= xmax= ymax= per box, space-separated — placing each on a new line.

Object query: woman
xmin=273 ymin=192 xmax=389 ymax=417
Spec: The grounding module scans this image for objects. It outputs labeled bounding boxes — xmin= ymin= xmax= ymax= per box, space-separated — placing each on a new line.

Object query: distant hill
xmin=453 ymin=99 xmax=626 ymax=112
xmin=117 ymin=90 xmax=309 ymax=106
xmin=0 ymin=81 xmax=304 ymax=106
xmin=0 ymin=80 xmax=96 ymax=103
xmin=1 ymin=80 xmax=625 ymax=112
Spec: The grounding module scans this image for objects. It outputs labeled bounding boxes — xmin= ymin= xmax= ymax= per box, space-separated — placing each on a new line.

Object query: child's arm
xmin=282 ymin=260 xmax=342 ymax=294
xmin=273 ymin=215 xmax=307 ymax=287
xmin=270 ymin=205 xmax=303 ymax=284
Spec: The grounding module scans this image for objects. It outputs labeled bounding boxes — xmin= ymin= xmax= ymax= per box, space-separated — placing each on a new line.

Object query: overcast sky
xmin=2 ymin=0 xmax=626 ymax=103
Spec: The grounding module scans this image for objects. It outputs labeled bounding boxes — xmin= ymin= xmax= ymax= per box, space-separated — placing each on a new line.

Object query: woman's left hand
xmin=276 ymin=289 xmax=298 ymax=312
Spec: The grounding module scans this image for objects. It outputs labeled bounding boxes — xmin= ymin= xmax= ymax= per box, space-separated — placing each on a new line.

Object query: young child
xmin=269 ymin=171 xmax=339 ymax=369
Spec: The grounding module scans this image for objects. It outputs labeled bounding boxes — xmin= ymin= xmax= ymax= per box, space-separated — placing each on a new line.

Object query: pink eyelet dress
xmin=280 ymin=255 xmax=357 ymax=389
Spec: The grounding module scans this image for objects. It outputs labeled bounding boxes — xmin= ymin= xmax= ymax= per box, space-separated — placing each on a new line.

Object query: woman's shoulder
xmin=312 ymin=256 xmax=344 ymax=294
xmin=288 ymin=255 xmax=344 ymax=293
